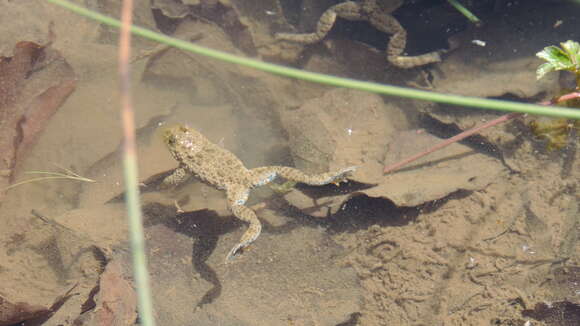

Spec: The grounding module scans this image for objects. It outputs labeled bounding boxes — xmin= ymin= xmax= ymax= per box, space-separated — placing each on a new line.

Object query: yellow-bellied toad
xmin=162 ymin=125 xmax=356 ymax=261
xmin=275 ymin=0 xmax=446 ymax=68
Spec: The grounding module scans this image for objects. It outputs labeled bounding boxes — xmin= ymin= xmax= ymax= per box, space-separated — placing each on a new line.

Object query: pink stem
xmin=546 ymin=91 xmax=580 ymax=104
xmin=383 ymin=112 xmax=521 ymax=174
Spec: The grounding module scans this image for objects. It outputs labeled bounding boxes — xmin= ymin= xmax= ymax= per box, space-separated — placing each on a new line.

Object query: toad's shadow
xmin=140 ymin=189 xmax=422 ymax=310
xmin=133 ymin=171 xmax=425 ymax=311
xmin=143 ymin=203 xmax=230 ymax=308
xmin=142 ymin=200 xmax=308 ymax=309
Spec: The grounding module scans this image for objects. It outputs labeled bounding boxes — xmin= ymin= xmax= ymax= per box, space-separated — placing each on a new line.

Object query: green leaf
xmin=561 ymin=41 xmax=580 ymax=69
xmin=536 ymin=62 xmax=555 ymax=80
xmin=536 ymin=45 xmax=572 ymax=69
xmin=561 ymin=40 xmax=580 ymax=58
xmin=575 ymin=51 xmax=580 ymax=67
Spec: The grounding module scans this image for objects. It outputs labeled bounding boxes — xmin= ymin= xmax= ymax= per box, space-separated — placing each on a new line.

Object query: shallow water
xmin=0 ymin=1 xmax=578 ymax=325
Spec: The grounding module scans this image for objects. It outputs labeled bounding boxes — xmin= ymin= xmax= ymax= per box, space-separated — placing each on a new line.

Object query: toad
xmin=162 ymin=125 xmax=356 ymax=261
xmin=275 ymin=0 xmax=446 ymax=68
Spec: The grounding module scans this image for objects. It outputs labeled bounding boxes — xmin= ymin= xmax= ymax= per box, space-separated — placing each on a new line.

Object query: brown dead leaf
xmin=0 ymin=284 xmax=76 ymax=326
xmin=95 ymin=260 xmax=137 ymax=326
xmin=15 ymin=79 xmax=77 ymax=165
xmin=0 ymin=38 xmax=76 ymax=203
xmin=0 ymin=295 xmax=48 ymax=326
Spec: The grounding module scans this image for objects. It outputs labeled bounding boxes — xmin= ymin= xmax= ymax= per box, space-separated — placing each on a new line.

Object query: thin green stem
xmin=46 ymin=0 xmax=580 ymax=120
xmin=118 ymin=0 xmax=156 ymax=325
xmin=447 ymin=0 xmax=481 ymax=25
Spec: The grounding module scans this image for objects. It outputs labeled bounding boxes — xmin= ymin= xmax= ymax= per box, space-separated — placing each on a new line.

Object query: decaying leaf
xmin=0 ymin=284 xmax=76 ymax=326
xmin=0 ymin=295 xmax=49 ymax=326
xmin=0 ymin=38 xmax=76 ymax=203
xmin=78 ymin=260 xmax=137 ymax=326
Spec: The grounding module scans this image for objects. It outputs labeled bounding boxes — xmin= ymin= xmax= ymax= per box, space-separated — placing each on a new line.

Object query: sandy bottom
xmin=0 ymin=1 xmax=578 ymax=326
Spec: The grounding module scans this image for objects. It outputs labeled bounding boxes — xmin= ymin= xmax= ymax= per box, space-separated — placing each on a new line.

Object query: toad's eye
xmin=164 ymin=131 xmax=177 ymax=145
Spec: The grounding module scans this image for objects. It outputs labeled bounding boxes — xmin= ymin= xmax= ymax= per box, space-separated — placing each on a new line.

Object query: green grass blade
xmin=447 ymin=0 xmax=481 ymax=24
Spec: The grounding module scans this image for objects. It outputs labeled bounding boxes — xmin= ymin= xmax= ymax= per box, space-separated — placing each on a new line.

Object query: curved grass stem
xmin=6 ymin=168 xmax=95 ymax=190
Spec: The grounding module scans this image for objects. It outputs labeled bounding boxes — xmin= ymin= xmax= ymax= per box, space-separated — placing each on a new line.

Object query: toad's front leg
xmin=161 ymin=166 xmax=189 ymax=188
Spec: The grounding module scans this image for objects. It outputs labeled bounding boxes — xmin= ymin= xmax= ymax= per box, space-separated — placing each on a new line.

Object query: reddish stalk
xmin=552 ymin=91 xmax=580 ymax=103
xmin=119 ymin=1 xmax=156 ymax=325
xmin=383 ymin=112 xmax=521 ymax=174
xmin=383 ymin=92 xmax=579 ymax=174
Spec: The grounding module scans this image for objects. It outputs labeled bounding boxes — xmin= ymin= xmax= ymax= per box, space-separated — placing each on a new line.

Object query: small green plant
xmin=536 ymin=40 xmax=580 ymax=84
xmin=529 ymin=118 xmax=580 ymax=150
xmin=533 ymin=40 xmax=580 ymax=150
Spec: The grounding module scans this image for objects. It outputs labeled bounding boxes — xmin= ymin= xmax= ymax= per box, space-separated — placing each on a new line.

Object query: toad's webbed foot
xmin=225 ymin=204 xmax=262 ymax=261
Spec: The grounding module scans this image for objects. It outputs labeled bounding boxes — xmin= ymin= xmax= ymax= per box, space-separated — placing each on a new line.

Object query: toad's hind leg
xmin=225 ymin=185 xmax=262 ymax=262
xmin=275 ymin=2 xmax=363 ymax=44
xmin=275 ymin=6 xmax=338 ymax=44
xmin=370 ymin=14 xmax=443 ymax=68
xmin=251 ymin=166 xmax=357 ymax=186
